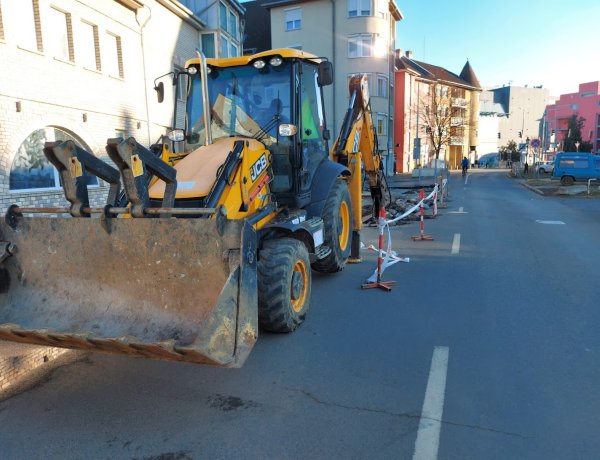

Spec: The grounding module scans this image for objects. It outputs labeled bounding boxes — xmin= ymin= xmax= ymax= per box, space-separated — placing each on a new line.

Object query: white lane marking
xmin=412 ymin=346 xmax=450 ymax=460
xmin=451 ymin=233 xmax=461 ymax=254
xmin=447 ymin=207 xmax=468 ymax=214
xmin=536 ymin=220 xmax=565 ymax=225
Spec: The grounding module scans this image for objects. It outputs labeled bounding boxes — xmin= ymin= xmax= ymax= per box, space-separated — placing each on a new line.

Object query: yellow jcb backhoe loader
xmin=0 ymin=49 xmax=388 ymax=367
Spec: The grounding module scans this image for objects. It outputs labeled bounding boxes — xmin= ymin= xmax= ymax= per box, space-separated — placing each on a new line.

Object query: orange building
xmin=394 ymin=51 xmax=481 ymax=172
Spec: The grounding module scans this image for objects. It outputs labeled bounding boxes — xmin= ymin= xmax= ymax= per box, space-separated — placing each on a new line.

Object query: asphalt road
xmin=1 ymin=170 xmax=600 ymax=459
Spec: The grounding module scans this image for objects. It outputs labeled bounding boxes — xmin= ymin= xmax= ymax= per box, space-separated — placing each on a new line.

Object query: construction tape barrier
xmin=363 ymin=182 xmax=445 ymax=282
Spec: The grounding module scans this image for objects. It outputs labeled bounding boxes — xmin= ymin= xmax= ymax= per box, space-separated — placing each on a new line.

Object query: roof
xmin=396 ymin=56 xmax=482 ymax=91
xmin=459 ymin=61 xmax=481 ymax=89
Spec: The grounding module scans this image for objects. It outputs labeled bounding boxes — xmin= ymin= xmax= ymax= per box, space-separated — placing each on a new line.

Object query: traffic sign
xmin=531 ymin=138 xmax=540 ymax=148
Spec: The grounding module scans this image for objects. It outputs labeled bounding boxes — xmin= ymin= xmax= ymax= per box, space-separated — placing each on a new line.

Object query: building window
xmin=348 ymin=0 xmax=371 ymax=17
xmin=571 ymin=104 xmax=578 ymax=110
xmin=201 ymin=33 xmax=216 ymax=58
xmin=285 ymin=8 xmax=301 ymax=31
xmin=376 ymin=74 xmax=388 ymax=97
xmin=104 ymin=32 xmax=123 ymax=78
xmin=230 ymin=42 xmax=238 ymax=57
xmin=220 ymin=36 xmax=229 ymax=57
xmin=80 ymin=21 xmax=100 ymax=71
xmin=376 ymin=113 xmax=387 ymax=136
xmin=228 ymin=11 xmax=238 ymax=40
xmin=47 ymin=7 xmax=74 ymax=62
xmin=348 ymin=34 xmax=373 ymax=58
xmin=10 ymin=127 xmax=97 ymax=192
xmin=219 ymin=2 xmax=228 ymax=31
xmin=18 ymin=0 xmax=43 ymax=52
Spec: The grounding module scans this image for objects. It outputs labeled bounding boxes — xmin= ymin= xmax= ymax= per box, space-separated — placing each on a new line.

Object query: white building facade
xmin=0 ymin=0 xmax=209 ymax=210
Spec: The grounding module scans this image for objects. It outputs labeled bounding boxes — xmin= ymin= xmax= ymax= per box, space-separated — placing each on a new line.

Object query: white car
xmin=537 ymin=162 xmax=554 ymax=174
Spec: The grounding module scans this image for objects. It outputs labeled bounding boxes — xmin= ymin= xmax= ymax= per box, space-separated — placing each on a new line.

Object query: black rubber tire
xmin=258 ymin=238 xmax=311 ymax=332
xmin=560 ymin=176 xmax=574 ymax=186
xmin=311 ymin=179 xmax=353 ymax=273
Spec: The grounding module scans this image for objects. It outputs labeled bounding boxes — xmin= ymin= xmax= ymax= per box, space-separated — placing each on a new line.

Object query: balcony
xmin=451 ymin=117 xmax=466 ymax=126
xmin=452 ymin=97 xmax=468 ymax=108
xmin=449 ymin=136 xmax=464 ymax=146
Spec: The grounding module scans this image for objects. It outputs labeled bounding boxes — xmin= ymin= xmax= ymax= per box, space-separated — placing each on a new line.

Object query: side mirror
xmin=154 ymin=82 xmax=165 ymax=103
xmin=317 ymin=61 xmax=333 ymax=87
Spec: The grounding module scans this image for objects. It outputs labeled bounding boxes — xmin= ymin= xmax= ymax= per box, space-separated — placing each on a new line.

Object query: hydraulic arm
xmin=331 ymin=74 xmax=390 ymax=260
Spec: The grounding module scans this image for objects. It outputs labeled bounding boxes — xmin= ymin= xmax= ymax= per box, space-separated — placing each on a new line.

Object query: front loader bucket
xmin=0 ymin=214 xmax=258 ymax=367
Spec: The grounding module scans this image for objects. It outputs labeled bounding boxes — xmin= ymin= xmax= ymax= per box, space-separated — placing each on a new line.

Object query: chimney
xmin=405 ymin=50 xmax=413 ymax=59
xmin=395 ymin=49 xmax=402 ymax=60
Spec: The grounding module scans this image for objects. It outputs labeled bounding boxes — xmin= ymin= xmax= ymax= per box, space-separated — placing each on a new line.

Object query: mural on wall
xmin=10 ymin=127 xmax=97 ymax=191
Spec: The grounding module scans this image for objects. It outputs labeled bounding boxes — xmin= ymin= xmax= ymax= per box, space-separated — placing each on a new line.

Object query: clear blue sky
xmin=395 ymin=0 xmax=600 ymax=96
xmin=239 ymin=0 xmax=599 ymax=96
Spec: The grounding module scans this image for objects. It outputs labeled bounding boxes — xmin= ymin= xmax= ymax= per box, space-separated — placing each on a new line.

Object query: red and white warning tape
xmin=362 ymin=183 xmax=443 ymax=283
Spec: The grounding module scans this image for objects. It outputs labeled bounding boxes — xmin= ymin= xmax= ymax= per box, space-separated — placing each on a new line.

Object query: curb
xmin=521 ymin=182 xmax=545 ymax=196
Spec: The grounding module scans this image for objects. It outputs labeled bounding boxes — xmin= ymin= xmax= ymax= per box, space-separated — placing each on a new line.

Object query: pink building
xmin=545 ymin=82 xmax=600 ymax=154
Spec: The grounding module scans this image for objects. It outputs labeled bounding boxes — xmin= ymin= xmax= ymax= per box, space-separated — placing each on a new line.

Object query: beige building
xmin=0 ymin=0 xmax=243 ymax=210
xmin=263 ymin=0 xmax=403 ymax=174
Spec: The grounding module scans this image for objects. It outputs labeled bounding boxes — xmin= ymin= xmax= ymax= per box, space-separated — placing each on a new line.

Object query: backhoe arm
xmin=331 ymin=75 xmax=389 ymax=259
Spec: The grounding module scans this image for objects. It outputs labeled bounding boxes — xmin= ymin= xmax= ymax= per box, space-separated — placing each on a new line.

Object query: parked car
xmin=536 ymin=162 xmax=554 ymax=174
xmin=552 ymin=152 xmax=600 ymax=185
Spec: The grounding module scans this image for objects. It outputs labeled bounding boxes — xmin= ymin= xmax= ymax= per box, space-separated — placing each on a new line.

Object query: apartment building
xmin=486 ymin=85 xmax=550 ymax=150
xmin=478 ymin=91 xmax=508 ymax=156
xmin=545 ymin=81 xmax=600 ymax=154
xmin=252 ymin=0 xmax=403 ymax=174
xmin=179 ymin=0 xmax=245 ymax=58
xmin=394 ymin=52 xmax=481 ymax=172
xmin=0 ymin=0 xmax=212 ymax=210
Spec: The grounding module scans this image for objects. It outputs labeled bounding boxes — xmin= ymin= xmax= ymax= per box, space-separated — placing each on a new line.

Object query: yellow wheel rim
xmin=290 ymin=259 xmax=309 ymax=313
xmin=338 ymin=200 xmax=350 ymax=251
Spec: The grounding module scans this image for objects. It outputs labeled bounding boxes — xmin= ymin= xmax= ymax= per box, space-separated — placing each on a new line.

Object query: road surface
xmin=1 ymin=170 xmax=599 ymax=459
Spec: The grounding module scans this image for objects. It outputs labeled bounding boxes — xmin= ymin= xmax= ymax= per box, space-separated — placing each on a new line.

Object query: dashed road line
xmin=535 ymin=220 xmax=565 ymax=225
xmin=412 ymin=346 xmax=450 ymax=460
xmin=447 ymin=207 xmax=467 ymax=214
xmin=451 ymin=233 xmax=461 ymax=254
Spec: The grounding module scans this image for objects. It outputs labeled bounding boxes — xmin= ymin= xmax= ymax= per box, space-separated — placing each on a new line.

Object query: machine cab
xmin=181 ymin=50 xmax=332 ymax=208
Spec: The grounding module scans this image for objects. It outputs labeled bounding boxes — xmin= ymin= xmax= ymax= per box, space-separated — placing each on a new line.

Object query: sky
xmin=394 ymin=0 xmax=600 ymax=96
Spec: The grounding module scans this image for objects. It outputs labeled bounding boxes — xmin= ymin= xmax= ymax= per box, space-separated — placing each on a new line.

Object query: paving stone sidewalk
xmin=0 ymin=341 xmax=83 ymax=400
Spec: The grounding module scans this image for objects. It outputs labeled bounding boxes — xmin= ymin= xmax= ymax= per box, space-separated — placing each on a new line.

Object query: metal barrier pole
xmin=361 ymin=206 xmax=396 ymax=291
xmin=412 ymin=189 xmax=434 ymax=241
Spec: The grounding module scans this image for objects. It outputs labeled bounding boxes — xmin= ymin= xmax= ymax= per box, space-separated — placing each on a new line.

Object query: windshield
xmin=185 ymin=61 xmax=292 ymax=149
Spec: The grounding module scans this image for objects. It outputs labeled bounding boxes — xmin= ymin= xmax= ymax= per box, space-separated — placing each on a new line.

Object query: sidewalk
xmin=0 ymin=341 xmax=83 ymax=400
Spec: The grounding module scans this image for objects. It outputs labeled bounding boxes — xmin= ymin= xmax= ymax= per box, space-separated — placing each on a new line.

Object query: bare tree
xmin=416 ymin=83 xmax=469 ymax=165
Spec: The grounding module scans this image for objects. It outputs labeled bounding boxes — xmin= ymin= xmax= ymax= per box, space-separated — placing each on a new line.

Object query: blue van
xmin=552 ymin=152 xmax=600 ymax=185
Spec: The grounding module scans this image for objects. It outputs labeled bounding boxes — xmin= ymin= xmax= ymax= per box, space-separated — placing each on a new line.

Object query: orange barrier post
xmin=361 ymin=206 xmax=396 ymax=291
xmin=411 ymin=189 xmax=434 ymax=241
